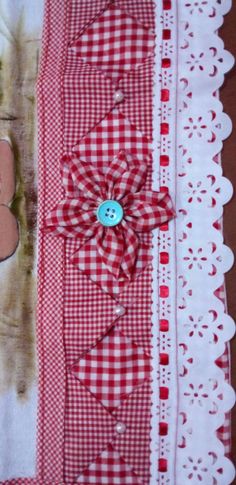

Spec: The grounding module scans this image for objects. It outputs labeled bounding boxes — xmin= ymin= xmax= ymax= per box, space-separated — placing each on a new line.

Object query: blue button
xmin=97 ymin=200 xmax=123 ymax=227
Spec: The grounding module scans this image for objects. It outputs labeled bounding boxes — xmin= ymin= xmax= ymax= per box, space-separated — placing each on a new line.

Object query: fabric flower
xmin=45 ymin=151 xmax=175 ymax=280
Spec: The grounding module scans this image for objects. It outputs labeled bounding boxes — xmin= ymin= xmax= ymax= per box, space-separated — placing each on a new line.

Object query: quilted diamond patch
xmin=71 ymin=5 xmax=155 ymax=79
xmin=71 ymin=327 xmax=151 ymax=412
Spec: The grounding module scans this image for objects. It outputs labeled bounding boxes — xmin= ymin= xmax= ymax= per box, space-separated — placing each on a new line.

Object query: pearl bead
xmin=114 ymin=305 xmax=126 ymax=317
xmin=115 ymin=422 xmax=126 ymax=434
xmin=114 ymin=90 xmax=125 ymax=104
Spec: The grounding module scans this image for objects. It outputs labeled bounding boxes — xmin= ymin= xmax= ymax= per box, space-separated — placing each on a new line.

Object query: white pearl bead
xmin=115 ymin=422 xmax=126 ymax=434
xmin=114 ymin=305 xmax=126 ymax=317
xmin=114 ymin=90 xmax=125 ymax=104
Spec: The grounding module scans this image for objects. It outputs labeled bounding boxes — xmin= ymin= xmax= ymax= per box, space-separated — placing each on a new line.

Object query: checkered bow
xmin=45 ymin=150 xmax=175 ymax=280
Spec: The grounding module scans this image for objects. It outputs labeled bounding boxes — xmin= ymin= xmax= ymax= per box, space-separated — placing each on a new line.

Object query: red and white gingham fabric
xmin=118 ymin=57 xmax=154 ymax=139
xmin=71 ymin=5 xmax=155 ymax=79
xmin=112 ymin=381 xmax=152 ymax=483
xmin=116 ymin=0 xmax=155 ymax=30
xmin=64 ymin=372 xmax=117 ymax=480
xmin=64 ymin=55 xmax=114 ymax=146
xmin=63 ymin=56 xmax=153 ymax=148
xmin=65 ymin=1 xmax=232 ymax=481
xmin=46 ymin=105 xmax=173 ymax=295
xmin=17 ymin=0 xmax=230 ymax=483
xmin=62 ymin=1 xmax=156 ymax=482
xmin=68 ymin=0 xmax=155 ymax=41
xmin=77 ymin=445 xmax=142 ymax=484
xmin=73 ymin=109 xmax=151 ymax=166
xmin=45 ymin=149 xmax=174 ymax=291
xmin=70 ymin=327 xmax=151 ymax=411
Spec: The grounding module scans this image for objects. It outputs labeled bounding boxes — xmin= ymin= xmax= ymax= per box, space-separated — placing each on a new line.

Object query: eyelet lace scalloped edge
xmin=151 ymin=1 xmax=235 ymax=484
xmin=176 ymin=1 xmax=235 ymax=484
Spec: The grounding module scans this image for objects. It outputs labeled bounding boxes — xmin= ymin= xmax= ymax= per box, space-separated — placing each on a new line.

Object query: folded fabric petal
xmin=113 ymin=164 xmax=147 ymax=200
xmin=120 ymin=220 xmax=140 ymax=278
xmin=45 ymin=198 xmax=98 ymax=238
xmin=69 ymin=157 xmax=106 ymax=201
xmin=124 ymin=191 xmax=175 ymax=232
xmin=105 ymin=151 xmax=129 ymax=198
xmin=95 ymin=225 xmax=124 ymax=279
xmin=105 ymin=151 xmax=129 ymax=182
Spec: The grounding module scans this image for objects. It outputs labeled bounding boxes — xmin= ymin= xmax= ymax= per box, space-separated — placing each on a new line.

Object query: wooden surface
xmin=220 ymin=2 xmax=236 ymax=474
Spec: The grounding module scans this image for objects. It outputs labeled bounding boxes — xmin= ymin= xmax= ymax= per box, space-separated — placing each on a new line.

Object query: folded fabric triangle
xmin=71 ymin=327 xmax=151 ymax=412
xmin=73 ymin=109 xmax=151 ymax=167
xmin=71 ymin=5 xmax=155 ymax=80
xmin=77 ymin=445 xmax=142 ymax=484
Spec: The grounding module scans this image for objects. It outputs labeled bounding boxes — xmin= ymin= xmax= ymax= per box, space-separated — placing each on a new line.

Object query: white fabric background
xmin=0 ymin=0 xmax=43 ymax=480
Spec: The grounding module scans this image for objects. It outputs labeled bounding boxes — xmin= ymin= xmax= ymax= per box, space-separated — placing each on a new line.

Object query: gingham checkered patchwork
xmin=63 ymin=0 xmax=230 ymax=483
xmin=117 ymin=268 xmax=153 ymax=355
xmin=64 ymin=54 xmax=115 ymax=146
xmin=69 ymin=0 xmax=110 ymax=40
xmin=71 ymin=236 xmax=151 ymax=295
xmin=77 ymin=445 xmax=142 ymax=484
xmin=64 ymin=238 xmax=119 ymax=366
xmin=69 ymin=0 xmax=155 ymax=40
xmin=64 ymin=248 xmax=153 ymax=483
xmin=118 ymin=57 xmax=153 ymax=139
xmin=112 ymin=381 xmax=152 ymax=483
xmin=32 ymin=0 xmax=231 ymax=484
xmin=73 ymin=109 xmax=151 ymax=167
xmin=64 ymin=53 xmax=153 ymax=149
xmin=45 ymin=149 xmax=174 ymax=293
xmin=63 ymin=2 xmax=163 ymax=477
xmin=71 ymin=5 xmax=155 ymax=79
xmin=71 ymin=327 xmax=151 ymax=411
xmin=116 ymin=0 xmax=155 ymax=30
xmin=64 ymin=371 xmax=116 ymax=481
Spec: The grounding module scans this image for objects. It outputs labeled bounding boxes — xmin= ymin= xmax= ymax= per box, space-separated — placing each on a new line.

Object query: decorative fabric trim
xmin=45 ymin=149 xmax=174 ymax=292
xmin=150 ymin=0 xmax=180 ymax=482
xmin=2 ymin=0 xmax=233 ymax=484
xmin=175 ymin=1 xmax=235 ymax=483
xmin=151 ymin=0 xmax=235 ymax=484
xmin=63 ymin=3 xmax=156 ymax=482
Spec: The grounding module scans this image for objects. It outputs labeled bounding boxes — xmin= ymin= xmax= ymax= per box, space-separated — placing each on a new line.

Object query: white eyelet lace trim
xmin=151 ymin=1 xmax=235 ymax=484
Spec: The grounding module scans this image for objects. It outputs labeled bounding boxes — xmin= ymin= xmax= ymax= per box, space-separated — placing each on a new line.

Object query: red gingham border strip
xmin=35 ymin=0 xmax=68 ymax=482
